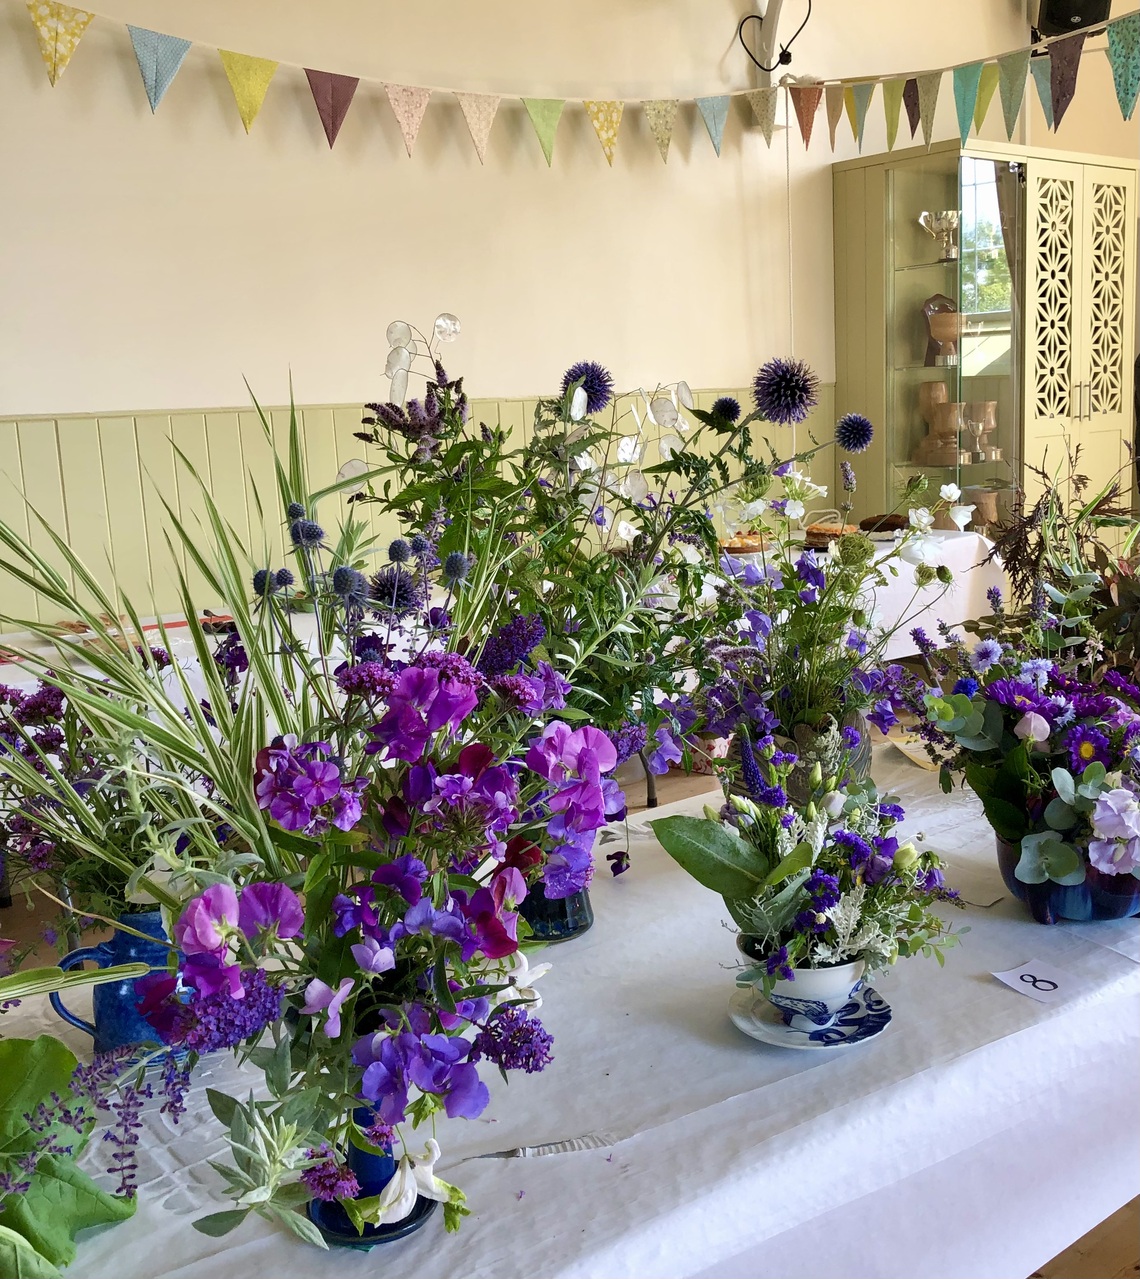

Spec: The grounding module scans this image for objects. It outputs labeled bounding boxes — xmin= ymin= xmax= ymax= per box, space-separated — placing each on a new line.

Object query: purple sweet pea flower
xmin=351 ymin=936 xmax=397 ymax=974
xmin=174 ymin=884 xmax=239 ymax=958
xmin=535 ymin=661 xmax=572 ymax=710
xmin=395 ymin=897 xmax=465 ymax=944
xmin=647 ymin=724 xmax=683 ymax=775
xmin=181 ymin=952 xmax=244 ymax=1000
xmin=238 ymin=883 xmax=304 ymax=941
xmin=302 ymin=977 xmax=355 ymax=1039
xmin=372 ymin=855 xmax=429 ymax=906
xmin=795 ymin=551 xmax=826 ymax=592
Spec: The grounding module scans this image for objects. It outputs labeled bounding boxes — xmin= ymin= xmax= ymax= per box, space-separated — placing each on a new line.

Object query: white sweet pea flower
xmin=784 ymin=499 xmax=806 ymax=522
xmin=496 ymin=951 xmax=552 ymax=1009
xmin=739 ymin=499 xmax=768 ymax=522
xmin=367 ymin=1141 xmax=452 ymax=1226
xmin=899 ymin=533 xmax=943 ymax=568
xmin=909 ymin=507 xmax=935 ymax=532
xmin=614 ymin=520 xmax=638 ymax=542
xmin=940 ymin=483 xmax=962 ymax=502
xmin=1014 ymin=711 xmax=1051 ymax=744
xmin=949 ymin=504 xmax=975 ymax=530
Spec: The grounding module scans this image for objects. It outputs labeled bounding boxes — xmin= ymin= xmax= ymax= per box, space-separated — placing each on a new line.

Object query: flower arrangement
xmin=0 ymin=405 xmax=634 ymax=1247
xmin=921 ymin=594 xmax=1140 ymax=920
xmin=650 ymin=745 xmax=962 ymax=989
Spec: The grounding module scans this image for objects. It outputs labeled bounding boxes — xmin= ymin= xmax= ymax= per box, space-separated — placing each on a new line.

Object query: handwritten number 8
xmin=1020 ymin=972 xmax=1058 ymax=992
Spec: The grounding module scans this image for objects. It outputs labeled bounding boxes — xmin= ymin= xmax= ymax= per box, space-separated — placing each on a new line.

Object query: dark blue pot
xmin=996 ymin=838 xmax=1140 ymax=924
xmin=519 ymin=887 xmax=594 ymax=943
xmin=48 ymin=910 xmax=173 ymax=1052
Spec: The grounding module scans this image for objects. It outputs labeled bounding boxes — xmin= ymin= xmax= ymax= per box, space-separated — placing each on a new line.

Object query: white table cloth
xmin=6 ymin=746 xmax=1137 ymax=1279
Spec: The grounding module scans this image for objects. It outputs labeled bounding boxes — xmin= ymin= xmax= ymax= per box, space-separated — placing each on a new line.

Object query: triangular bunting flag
xmin=456 ymin=92 xmax=499 ymax=163
xmin=745 ymin=87 xmax=779 ymax=146
xmin=953 ymin=62 xmax=983 ymax=143
xmin=584 ymin=100 xmax=624 ymax=166
xmin=26 ymin=1 xmax=93 ymax=86
xmin=903 ymin=78 xmax=921 ymax=137
xmin=385 ymin=84 xmax=431 ymax=157
xmin=1050 ymin=32 xmax=1086 ymax=129
xmin=1107 ymin=15 xmax=1140 ymax=120
xmin=851 ymin=81 xmax=875 ymax=149
xmin=825 ymin=83 xmax=845 ymax=149
xmin=883 ymin=79 xmax=905 ymax=151
xmin=917 ymin=71 xmax=941 ymax=148
xmin=219 ymin=50 xmax=278 ymax=133
xmin=127 ymin=27 xmax=190 ymax=112
xmin=305 ymin=69 xmax=359 ymax=148
xmin=696 ymin=95 xmax=731 ymax=156
xmin=788 ymin=83 xmax=822 ymax=148
xmin=843 ymin=85 xmax=858 ymax=140
xmin=643 ymin=100 xmax=679 ymax=162
xmin=973 ymin=63 xmax=1000 ymax=132
xmin=998 ymin=50 xmax=1031 ymax=139
xmin=1030 ymin=55 xmax=1054 ymax=129
xmin=522 ymin=98 xmax=564 ymax=166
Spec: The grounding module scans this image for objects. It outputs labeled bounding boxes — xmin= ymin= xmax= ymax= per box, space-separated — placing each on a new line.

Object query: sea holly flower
xmin=302 ymin=977 xmax=355 ymax=1039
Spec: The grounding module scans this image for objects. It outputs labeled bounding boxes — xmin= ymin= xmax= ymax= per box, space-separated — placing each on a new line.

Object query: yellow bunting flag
xmin=883 ymin=78 xmax=905 ymax=150
xmin=218 ymin=50 xmax=278 ymax=132
xmin=973 ymin=62 xmax=1000 ymax=132
xmin=522 ymin=98 xmax=564 ymax=166
xmin=825 ymin=83 xmax=845 ymax=149
xmin=26 ymin=1 xmax=93 ymax=86
xmin=843 ymin=84 xmax=858 ymax=140
xmin=745 ymin=87 xmax=779 ymax=145
xmin=584 ymin=100 xmax=624 ymax=166
xmin=455 ymin=92 xmax=499 ymax=164
xmin=385 ymin=85 xmax=432 ymax=157
xmin=643 ymin=99 xmax=678 ymax=162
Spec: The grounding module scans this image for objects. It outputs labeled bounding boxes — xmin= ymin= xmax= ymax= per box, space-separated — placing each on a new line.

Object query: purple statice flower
xmin=712 ymin=396 xmax=741 ymax=423
xmin=765 ymin=946 xmax=794 ymax=980
xmin=757 ymin=784 xmax=787 ymax=808
xmin=841 ymin=725 xmax=862 ymax=750
xmin=470 ymin=1007 xmax=554 ymax=1074
xmin=477 ymin=614 xmax=547 ymax=678
xmin=606 ymin=719 xmax=649 ymax=768
xmin=752 ymin=357 xmax=819 ymax=426
xmin=336 ymin=661 xmax=397 ymax=700
xmin=1064 ymin=725 xmax=1111 ymax=774
xmin=970 ymin=639 xmax=1003 ymax=673
xmin=561 ymin=361 xmax=614 ymax=415
xmin=793 ymin=908 xmax=830 ymax=935
xmin=805 ymin=870 xmax=841 ymax=910
xmin=952 ymin=677 xmax=979 ymax=698
xmin=835 ymin=412 xmax=874 ymax=453
xmin=369 ymin=565 xmax=423 ymax=619
xmin=878 ymin=802 xmax=905 ymax=822
xmin=986 ymin=585 xmax=1004 ymax=614
xmin=301 ymin=1145 xmax=361 ymax=1202
xmin=834 ymin=829 xmax=874 ymax=868
xmin=840 ymin=459 xmax=857 ymax=493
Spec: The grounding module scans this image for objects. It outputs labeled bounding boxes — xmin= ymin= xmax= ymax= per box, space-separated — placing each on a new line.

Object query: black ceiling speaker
xmin=1030 ymin=0 xmax=1111 ymax=37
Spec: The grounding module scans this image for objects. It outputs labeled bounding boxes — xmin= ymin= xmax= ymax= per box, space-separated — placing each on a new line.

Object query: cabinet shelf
xmin=893 ymin=259 xmax=958 ymax=273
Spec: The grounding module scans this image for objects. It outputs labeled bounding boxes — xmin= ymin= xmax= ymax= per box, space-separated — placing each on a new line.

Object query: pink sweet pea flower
xmin=238 ymin=882 xmax=304 ymax=941
xmin=303 ymin=977 xmax=355 ymax=1038
xmin=1014 ymin=712 xmax=1051 ymax=745
xmin=174 ymin=884 xmax=239 ymax=958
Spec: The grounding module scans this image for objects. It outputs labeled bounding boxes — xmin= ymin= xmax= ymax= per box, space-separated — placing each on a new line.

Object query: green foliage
xmin=648 ymin=815 xmax=770 ymax=898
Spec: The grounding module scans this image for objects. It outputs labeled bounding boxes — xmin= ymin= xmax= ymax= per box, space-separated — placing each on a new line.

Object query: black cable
xmin=737 ymin=0 xmax=812 ymax=74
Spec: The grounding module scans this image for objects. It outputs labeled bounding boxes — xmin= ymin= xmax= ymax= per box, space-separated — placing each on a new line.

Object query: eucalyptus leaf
xmin=1044 ymin=797 xmax=1078 ymax=831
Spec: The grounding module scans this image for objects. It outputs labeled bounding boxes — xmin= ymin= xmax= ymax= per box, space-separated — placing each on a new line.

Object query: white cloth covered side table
xmin=4 ymin=747 xmax=1137 ymax=1279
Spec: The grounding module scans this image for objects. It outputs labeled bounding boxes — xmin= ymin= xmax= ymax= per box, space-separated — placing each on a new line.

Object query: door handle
xmin=1084 ymin=381 xmax=1093 ymax=421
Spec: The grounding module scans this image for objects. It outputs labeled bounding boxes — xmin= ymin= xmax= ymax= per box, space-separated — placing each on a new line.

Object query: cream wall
xmin=0 ymin=0 xmax=1067 ymax=418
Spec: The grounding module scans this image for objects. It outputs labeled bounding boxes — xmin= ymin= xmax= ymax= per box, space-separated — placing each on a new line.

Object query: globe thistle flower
xmin=369 ymin=565 xmax=421 ymax=619
xmin=286 ymin=502 xmax=306 ymax=520
xmin=409 ymin=533 xmax=430 ymax=556
xmin=835 ymin=412 xmax=874 ymax=454
xmin=441 ymin=550 xmax=470 ymax=586
xmin=289 ymin=518 xmax=325 ymax=550
xmin=388 ymin=538 xmax=411 ymax=564
xmin=752 ymin=357 xmax=819 ymax=426
xmin=275 ymin=568 xmax=295 ymax=590
xmin=560 ymin=361 xmax=615 ymax=416
xmin=711 ymin=396 xmax=741 ymax=423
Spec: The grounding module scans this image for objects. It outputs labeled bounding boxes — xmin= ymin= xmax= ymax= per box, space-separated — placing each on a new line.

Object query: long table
xmin=6 ymin=749 xmax=1138 ymax=1279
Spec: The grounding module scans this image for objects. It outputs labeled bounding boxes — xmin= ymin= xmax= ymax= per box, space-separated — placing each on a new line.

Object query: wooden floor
xmin=3 ymin=765 xmax=1137 ymax=1278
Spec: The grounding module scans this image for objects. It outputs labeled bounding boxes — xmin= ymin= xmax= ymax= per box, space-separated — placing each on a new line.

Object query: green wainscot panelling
xmin=0 ymin=387 xmax=837 ymax=632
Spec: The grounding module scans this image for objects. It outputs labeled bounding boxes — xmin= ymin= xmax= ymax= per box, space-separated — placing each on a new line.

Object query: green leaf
xmin=192 ymin=1209 xmax=250 ymax=1238
xmin=764 ymin=841 xmax=814 ymax=887
xmin=648 ymin=815 xmax=769 ymax=899
xmin=1044 ymin=797 xmax=1078 ymax=831
xmin=206 ymin=1088 xmax=239 ymax=1130
xmin=0 ymin=964 xmax=151 ymax=1003
xmin=0 ymin=1038 xmax=77 ymax=1156
xmin=1051 ymin=768 xmax=1077 ymax=806
xmin=0 ymin=1224 xmax=61 ymax=1279
xmin=980 ymin=796 xmax=1028 ymax=843
xmin=266 ymin=1205 xmax=328 ymax=1249
xmin=1 ymin=1154 xmax=135 ymax=1267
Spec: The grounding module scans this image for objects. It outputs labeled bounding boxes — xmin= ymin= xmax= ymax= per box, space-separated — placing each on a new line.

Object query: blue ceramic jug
xmin=49 ymin=910 xmax=172 ymax=1052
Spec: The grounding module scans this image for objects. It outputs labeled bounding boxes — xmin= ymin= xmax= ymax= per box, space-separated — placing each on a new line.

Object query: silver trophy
xmin=919 ymin=210 xmax=960 ymax=262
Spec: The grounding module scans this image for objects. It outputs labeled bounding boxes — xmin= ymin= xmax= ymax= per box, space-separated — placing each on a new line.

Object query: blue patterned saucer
xmin=728 ymin=983 xmax=892 ymax=1050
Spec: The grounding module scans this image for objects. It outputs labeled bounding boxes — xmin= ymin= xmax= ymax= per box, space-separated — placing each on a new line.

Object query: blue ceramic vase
xmin=996 ymin=837 xmax=1140 ymax=925
xmin=49 ymin=909 xmax=172 ymax=1052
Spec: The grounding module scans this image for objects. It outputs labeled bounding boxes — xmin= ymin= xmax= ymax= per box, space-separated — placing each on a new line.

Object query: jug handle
xmin=48 ymin=946 xmax=109 ymax=1037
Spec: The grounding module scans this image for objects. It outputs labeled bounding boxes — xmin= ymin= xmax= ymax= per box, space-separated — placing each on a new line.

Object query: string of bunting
xmin=20 ymin=0 xmax=1140 ymax=163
